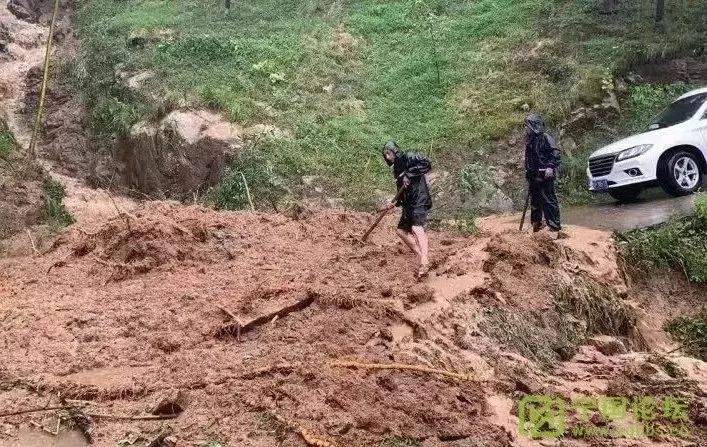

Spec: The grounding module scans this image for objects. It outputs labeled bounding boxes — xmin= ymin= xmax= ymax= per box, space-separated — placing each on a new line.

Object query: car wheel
xmin=608 ymin=185 xmax=643 ymax=203
xmin=659 ymin=151 xmax=703 ymax=196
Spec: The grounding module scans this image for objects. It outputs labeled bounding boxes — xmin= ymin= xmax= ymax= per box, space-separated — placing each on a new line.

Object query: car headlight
xmin=616 ymin=144 xmax=653 ymax=161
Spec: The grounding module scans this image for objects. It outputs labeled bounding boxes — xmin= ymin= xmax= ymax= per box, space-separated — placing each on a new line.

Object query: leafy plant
xmin=623 ymin=83 xmax=692 ymax=133
xmin=43 ymin=179 xmax=75 ymax=229
xmin=213 ymin=145 xmax=291 ymax=211
xmin=0 ymin=120 xmax=15 ymax=160
xmin=664 ymin=311 xmax=707 ymax=361
xmin=619 ymin=193 xmax=707 ymax=283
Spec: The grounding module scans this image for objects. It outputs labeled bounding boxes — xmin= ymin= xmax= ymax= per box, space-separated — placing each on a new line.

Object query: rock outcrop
xmin=114 ymin=109 xmax=242 ymax=200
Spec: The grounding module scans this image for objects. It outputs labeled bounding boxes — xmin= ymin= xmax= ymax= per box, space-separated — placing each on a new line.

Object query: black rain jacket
xmin=393 ymin=152 xmax=432 ymax=211
xmin=524 ymin=115 xmax=561 ymax=180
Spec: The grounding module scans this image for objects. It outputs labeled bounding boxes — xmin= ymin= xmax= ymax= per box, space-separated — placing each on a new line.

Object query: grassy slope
xmin=75 ymin=0 xmax=707 ymax=209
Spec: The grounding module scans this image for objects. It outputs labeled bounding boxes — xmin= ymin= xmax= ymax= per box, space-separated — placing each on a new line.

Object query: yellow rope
xmin=330 ymin=361 xmax=480 ymax=382
xmin=28 ymin=0 xmax=61 ymax=158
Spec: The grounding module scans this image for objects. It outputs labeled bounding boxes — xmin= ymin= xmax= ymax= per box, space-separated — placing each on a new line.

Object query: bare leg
xmin=411 ymin=226 xmax=429 ymax=269
xmin=396 ymin=228 xmax=420 ymax=256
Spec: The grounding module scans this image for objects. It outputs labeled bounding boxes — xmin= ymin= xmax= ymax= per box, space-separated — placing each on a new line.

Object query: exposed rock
xmin=634 ymin=361 xmax=671 ymax=380
xmin=379 ymin=327 xmax=393 ymax=342
xmin=243 ymin=123 xmax=291 ymax=141
xmin=126 ymin=28 xmax=175 ymax=49
xmin=562 ymin=137 xmax=577 ymax=156
xmin=114 ymin=110 xmax=242 ymax=200
xmin=151 ymin=389 xmax=189 ymax=415
xmin=7 ymin=0 xmax=37 ymax=22
xmin=0 ymin=23 xmax=10 ymax=56
xmin=461 ymin=184 xmax=514 ymax=215
xmin=588 ymin=335 xmax=627 ymax=356
xmin=120 ymin=70 xmax=155 ymax=93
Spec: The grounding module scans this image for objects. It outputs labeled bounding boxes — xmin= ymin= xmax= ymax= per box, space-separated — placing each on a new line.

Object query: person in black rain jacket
xmin=524 ymin=114 xmax=561 ymax=232
xmin=380 ymin=140 xmax=432 ymax=277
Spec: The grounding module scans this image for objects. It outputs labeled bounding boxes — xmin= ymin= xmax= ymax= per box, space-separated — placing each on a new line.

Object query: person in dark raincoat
xmin=524 ymin=114 xmax=562 ymax=232
xmin=380 ymin=140 xmax=433 ymax=277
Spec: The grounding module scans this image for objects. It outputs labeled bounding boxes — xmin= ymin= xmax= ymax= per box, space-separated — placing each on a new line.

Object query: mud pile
xmin=0 ymin=205 xmax=706 ymax=447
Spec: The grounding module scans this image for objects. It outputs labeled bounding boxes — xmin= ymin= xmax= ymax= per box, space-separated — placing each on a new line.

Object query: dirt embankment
xmin=0 ymin=202 xmax=705 ymax=447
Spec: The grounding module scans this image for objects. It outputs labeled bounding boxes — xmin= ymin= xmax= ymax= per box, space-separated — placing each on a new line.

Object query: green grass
xmin=43 ymin=179 xmax=75 ymax=229
xmin=664 ymin=311 xmax=707 ymax=361
xmin=74 ymin=0 xmax=707 ymax=209
xmin=619 ymin=193 xmax=707 ymax=283
xmin=0 ymin=120 xmax=15 ymax=161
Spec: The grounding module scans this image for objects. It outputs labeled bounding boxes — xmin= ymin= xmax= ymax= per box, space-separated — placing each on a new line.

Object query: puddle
xmin=563 ymin=191 xmax=695 ymax=232
xmin=0 ymin=429 xmax=87 ymax=447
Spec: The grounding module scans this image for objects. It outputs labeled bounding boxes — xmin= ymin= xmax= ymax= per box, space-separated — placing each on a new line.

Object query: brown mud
xmin=0 ymin=203 xmax=705 ymax=447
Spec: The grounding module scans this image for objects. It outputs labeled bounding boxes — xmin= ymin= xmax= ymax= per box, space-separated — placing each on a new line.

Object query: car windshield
xmin=648 ymin=93 xmax=707 ymax=130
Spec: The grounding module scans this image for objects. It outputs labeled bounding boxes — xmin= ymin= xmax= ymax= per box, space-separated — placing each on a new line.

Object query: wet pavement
xmin=563 ymin=189 xmax=697 ymax=232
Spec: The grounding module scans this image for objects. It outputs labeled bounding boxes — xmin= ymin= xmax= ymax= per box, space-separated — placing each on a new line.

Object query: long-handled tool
xmin=362 ymin=187 xmax=405 ymax=242
xmin=519 ymin=186 xmax=531 ymax=231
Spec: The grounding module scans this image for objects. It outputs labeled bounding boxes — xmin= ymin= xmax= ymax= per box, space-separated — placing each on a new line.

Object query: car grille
xmin=588 ymin=154 xmax=616 ymax=177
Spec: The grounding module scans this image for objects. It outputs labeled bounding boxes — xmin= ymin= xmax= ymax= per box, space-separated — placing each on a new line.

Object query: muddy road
xmin=563 ymin=191 xmax=696 ymax=232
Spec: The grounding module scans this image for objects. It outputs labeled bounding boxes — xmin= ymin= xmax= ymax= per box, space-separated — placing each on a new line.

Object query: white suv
xmin=587 ymin=87 xmax=707 ymax=202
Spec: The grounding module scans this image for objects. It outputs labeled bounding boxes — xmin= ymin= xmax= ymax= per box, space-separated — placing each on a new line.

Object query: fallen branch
xmin=0 ymin=405 xmax=74 ymax=418
xmin=26 ymin=229 xmax=40 ymax=255
xmin=47 ymin=258 xmax=67 ymax=274
xmin=146 ymin=427 xmax=173 ymax=447
xmin=216 ymin=291 xmax=317 ymax=338
xmin=85 ymin=412 xmax=180 ymax=421
xmin=239 ymin=171 xmax=255 ymax=212
xmin=217 ymin=305 xmax=239 ymax=321
xmin=237 ymin=363 xmax=295 ymax=380
xmin=271 ymin=411 xmax=334 ymax=447
xmin=330 ymin=361 xmax=479 ymax=382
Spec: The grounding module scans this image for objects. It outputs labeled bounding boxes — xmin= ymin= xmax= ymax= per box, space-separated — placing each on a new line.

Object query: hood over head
xmin=382 ymin=140 xmax=400 ymax=165
xmin=524 ymin=114 xmax=545 ymax=135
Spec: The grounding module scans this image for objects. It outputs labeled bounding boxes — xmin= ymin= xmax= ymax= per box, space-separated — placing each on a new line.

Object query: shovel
xmin=362 ymin=187 xmax=406 ymax=242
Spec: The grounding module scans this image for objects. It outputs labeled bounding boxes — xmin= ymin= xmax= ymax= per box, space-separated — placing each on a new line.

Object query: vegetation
xmin=553 ymin=274 xmax=634 ymax=336
xmin=0 ymin=120 xmax=15 ymax=161
xmin=664 ymin=311 xmax=707 ymax=361
xmin=213 ymin=145 xmax=291 ymax=210
xmin=254 ymin=412 xmax=287 ymax=441
xmin=73 ymin=0 xmax=707 ymax=208
xmin=483 ymin=304 xmax=586 ymax=366
xmin=43 ymin=179 xmax=75 ymax=229
xmin=619 ymin=193 xmax=707 ymax=283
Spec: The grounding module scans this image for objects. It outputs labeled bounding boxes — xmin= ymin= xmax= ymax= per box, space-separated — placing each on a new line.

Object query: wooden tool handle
xmin=361 ymin=187 xmax=406 ymax=242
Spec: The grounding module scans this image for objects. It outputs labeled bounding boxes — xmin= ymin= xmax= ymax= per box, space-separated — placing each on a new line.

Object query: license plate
xmin=591 ymin=179 xmax=609 ymax=191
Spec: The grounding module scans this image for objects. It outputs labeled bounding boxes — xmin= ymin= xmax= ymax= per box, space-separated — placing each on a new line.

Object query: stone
xmin=562 ymin=137 xmax=577 ymax=156
xmin=0 ymin=23 xmax=9 ymax=54
xmin=7 ymin=0 xmax=37 ymax=22
xmin=461 ymin=184 xmax=514 ymax=214
xmin=588 ymin=335 xmax=627 ymax=356
xmin=379 ymin=327 xmax=393 ymax=342
xmin=114 ymin=109 xmax=242 ymax=200
xmin=151 ymin=389 xmax=190 ymax=415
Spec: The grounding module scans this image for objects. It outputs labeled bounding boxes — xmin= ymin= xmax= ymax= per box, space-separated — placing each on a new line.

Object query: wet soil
xmin=0 ymin=203 xmax=705 ymax=447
